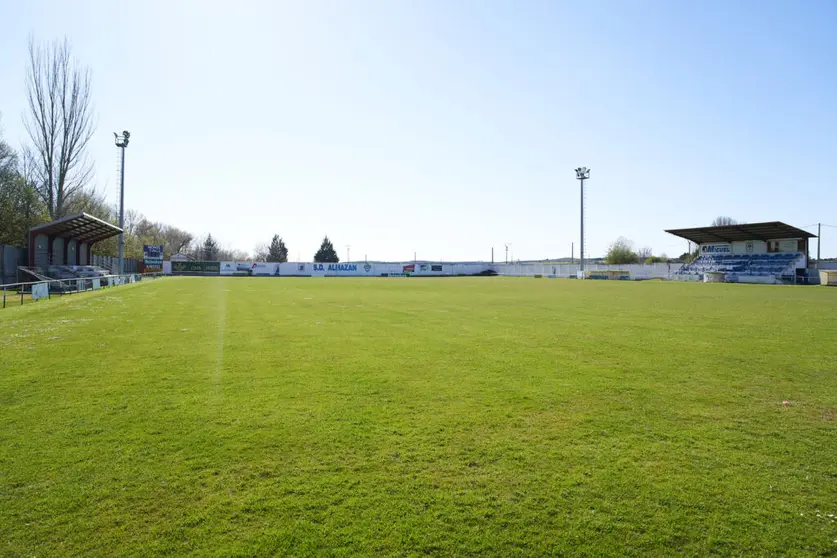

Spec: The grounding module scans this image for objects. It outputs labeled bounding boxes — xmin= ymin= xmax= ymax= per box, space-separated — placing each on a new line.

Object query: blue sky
xmin=1 ymin=0 xmax=835 ymax=260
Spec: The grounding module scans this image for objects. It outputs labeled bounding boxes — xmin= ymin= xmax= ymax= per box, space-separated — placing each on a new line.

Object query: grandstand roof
xmin=29 ymin=212 xmax=122 ymax=243
xmin=666 ymin=222 xmax=816 ymax=244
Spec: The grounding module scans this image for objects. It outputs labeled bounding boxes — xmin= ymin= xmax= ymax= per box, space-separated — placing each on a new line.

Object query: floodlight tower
xmin=574 ymin=167 xmax=590 ymax=274
xmin=114 ymin=131 xmax=131 ymax=274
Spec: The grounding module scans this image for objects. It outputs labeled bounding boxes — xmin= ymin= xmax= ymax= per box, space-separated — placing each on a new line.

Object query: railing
xmin=1 ymin=272 xmax=163 ymax=309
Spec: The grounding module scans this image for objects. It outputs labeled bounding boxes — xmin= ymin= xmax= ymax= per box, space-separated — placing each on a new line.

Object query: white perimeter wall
xmin=208 ymin=261 xmax=681 ymax=279
xmin=500 ymin=262 xmax=679 ymax=278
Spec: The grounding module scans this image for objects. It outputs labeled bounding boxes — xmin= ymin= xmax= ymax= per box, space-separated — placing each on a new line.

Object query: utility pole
xmin=818 ymin=223 xmax=821 ymax=265
xmin=574 ymin=167 xmax=590 ymax=274
xmin=571 ymin=242 xmax=574 ymax=264
xmin=491 ymin=247 xmax=494 ymax=263
xmin=346 ymin=245 xmax=351 ymax=262
xmin=114 ymin=131 xmax=130 ymax=274
xmin=504 ymin=243 xmax=511 ymax=264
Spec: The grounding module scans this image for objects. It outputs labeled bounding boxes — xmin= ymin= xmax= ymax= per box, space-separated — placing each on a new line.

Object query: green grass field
xmin=1 ymin=277 xmax=836 ymax=556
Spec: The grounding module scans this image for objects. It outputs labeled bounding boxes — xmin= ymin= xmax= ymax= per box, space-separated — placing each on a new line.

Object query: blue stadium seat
xmin=677 ymin=252 xmax=801 ymax=280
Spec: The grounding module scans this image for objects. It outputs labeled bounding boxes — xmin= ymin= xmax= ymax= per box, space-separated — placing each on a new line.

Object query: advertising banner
xmin=310 ymin=263 xmax=376 ymax=276
xmin=286 ymin=263 xmax=312 ymax=276
xmin=32 ymin=283 xmax=49 ymax=300
xmin=220 ymin=262 xmax=253 ymax=276
xmin=143 ymin=245 xmax=164 ymax=267
xmin=171 ymin=261 xmax=221 ymax=275
xmin=700 ymin=243 xmax=731 ymax=255
xmin=220 ymin=262 xmax=283 ymax=276
xmin=250 ymin=262 xmax=280 ymax=276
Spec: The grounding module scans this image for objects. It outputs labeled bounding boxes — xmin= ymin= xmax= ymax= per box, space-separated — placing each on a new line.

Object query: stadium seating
xmin=46 ymin=266 xmax=77 ymax=280
xmin=72 ymin=266 xmax=110 ymax=278
xmin=677 ymin=252 xmax=801 ymax=280
xmin=39 ymin=265 xmax=111 ymax=280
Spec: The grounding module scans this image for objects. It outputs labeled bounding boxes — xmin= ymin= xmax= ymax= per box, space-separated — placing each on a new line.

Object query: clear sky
xmin=1 ymin=0 xmax=835 ymax=261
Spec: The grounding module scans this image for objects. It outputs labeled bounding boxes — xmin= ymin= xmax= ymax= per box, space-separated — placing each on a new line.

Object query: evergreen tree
xmin=202 ymin=233 xmax=219 ymax=260
xmin=267 ymin=234 xmax=288 ymax=262
xmin=313 ymin=236 xmax=339 ymax=263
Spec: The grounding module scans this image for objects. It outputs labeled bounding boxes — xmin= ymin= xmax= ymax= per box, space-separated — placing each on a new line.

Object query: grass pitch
xmin=1 ymin=277 xmax=836 ymax=556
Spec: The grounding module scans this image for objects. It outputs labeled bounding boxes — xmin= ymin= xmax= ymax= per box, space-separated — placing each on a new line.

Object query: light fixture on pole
xmin=504 ymin=242 xmax=512 ymax=264
xmin=345 ymin=245 xmax=351 ymax=262
xmin=114 ymin=131 xmax=130 ymax=274
xmin=574 ymin=167 xmax=590 ymax=274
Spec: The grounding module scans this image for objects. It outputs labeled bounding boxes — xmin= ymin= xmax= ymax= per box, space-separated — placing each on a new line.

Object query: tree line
xmin=193 ymin=234 xmax=339 ymax=263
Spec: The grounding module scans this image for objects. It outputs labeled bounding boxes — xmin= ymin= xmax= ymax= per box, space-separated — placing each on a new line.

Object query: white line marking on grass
xmin=214 ymin=281 xmax=227 ymax=395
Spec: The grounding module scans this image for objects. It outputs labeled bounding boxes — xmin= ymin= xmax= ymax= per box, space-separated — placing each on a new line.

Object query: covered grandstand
xmin=23 ymin=213 xmax=123 ymax=283
xmin=666 ymin=221 xmax=816 ymax=284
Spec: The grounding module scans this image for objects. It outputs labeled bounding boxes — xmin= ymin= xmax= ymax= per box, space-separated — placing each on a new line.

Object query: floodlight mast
xmin=114 ymin=131 xmax=130 ymax=274
xmin=574 ymin=167 xmax=590 ymax=274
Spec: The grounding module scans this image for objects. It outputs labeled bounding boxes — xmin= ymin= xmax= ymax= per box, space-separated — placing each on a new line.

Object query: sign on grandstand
xmin=700 ymin=243 xmax=731 ymax=254
xmin=144 ymin=245 xmax=164 ymax=267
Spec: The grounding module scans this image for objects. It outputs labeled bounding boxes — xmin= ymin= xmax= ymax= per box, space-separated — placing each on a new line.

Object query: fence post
xmin=2 ymin=287 xmax=5 ymax=309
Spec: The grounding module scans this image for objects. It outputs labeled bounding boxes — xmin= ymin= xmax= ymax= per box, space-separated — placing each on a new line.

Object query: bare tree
xmin=24 ymin=37 xmax=95 ymax=219
xmin=63 ymin=187 xmax=112 ymax=219
xmin=253 ymin=243 xmax=269 ymax=262
xmin=711 ymin=216 xmax=738 ymax=226
xmin=123 ymin=209 xmax=143 ymax=236
xmin=160 ymin=226 xmax=193 ymax=256
xmin=637 ymin=246 xmax=653 ymax=260
xmin=230 ymin=249 xmax=250 ymax=261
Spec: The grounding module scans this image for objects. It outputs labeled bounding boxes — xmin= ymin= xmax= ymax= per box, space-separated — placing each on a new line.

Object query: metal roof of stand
xmin=665 ymin=222 xmax=816 ymax=244
xmin=29 ymin=212 xmax=122 ymax=244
